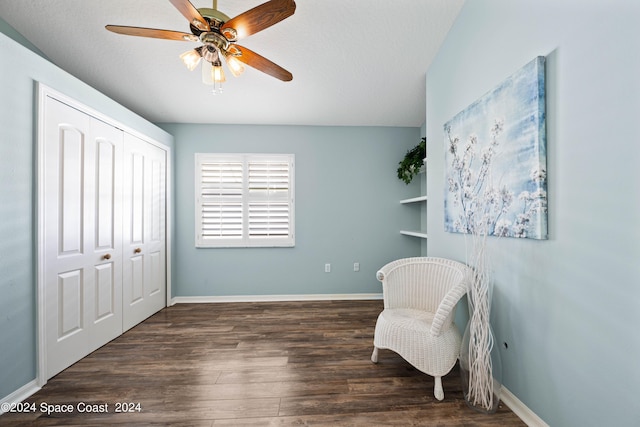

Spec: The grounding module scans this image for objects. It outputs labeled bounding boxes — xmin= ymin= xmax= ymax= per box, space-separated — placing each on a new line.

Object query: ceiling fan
xmin=106 ymin=0 xmax=296 ymax=92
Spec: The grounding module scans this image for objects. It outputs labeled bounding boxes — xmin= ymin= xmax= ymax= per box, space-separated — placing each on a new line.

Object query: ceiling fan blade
xmin=233 ymin=45 xmax=292 ymax=81
xmin=221 ymin=0 xmax=296 ymax=40
xmin=169 ymin=0 xmax=210 ymax=31
xmin=106 ymin=25 xmax=198 ymax=42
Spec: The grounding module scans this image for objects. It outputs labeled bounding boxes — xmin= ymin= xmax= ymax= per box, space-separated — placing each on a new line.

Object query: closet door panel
xmin=147 ymin=151 xmax=166 ymax=299
xmin=87 ymin=119 xmax=124 ymax=353
xmin=122 ymin=134 xmax=166 ymax=331
xmin=43 ymin=98 xmax=124 ymax=378
xmin=43 ymin=99 xmax=93 ymax=378
xmin=123 ymin=143 xmax=146 ymax=324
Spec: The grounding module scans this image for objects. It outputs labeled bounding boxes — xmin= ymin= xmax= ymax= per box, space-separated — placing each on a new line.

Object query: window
xmin=195 ymin=153 xmax=295 ymax=247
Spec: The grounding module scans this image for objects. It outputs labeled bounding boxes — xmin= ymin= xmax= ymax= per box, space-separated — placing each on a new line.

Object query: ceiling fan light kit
xmin=224 ymin=51 xmax=246 ymax=77
xmin=106 ymin=0 xmax=296 ymax=94
xmin=179 ymin=48 xmax=202 ymax=71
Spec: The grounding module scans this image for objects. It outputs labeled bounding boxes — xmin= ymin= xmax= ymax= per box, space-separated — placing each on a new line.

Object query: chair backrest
xmin=377 ymin=257 xmax=470 ymax=314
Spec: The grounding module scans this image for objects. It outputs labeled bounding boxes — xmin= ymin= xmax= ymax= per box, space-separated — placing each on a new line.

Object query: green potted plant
xmin=397 ymin=137 xmax=426 ymax=184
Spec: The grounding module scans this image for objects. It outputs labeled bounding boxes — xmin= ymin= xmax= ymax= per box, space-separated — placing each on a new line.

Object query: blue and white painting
xmin=444 ymin=56 xmax=547 ymax=240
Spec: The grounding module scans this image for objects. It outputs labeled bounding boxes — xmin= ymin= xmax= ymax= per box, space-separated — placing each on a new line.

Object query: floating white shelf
xmin=400 ymin=195 xmax=427 ymax=204
xmin=400 ymin=230 xmax=428 ymax=239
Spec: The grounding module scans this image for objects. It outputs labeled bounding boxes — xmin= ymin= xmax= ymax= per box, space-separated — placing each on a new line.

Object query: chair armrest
xmin=429 ymin=279 xmax=468 ymax=336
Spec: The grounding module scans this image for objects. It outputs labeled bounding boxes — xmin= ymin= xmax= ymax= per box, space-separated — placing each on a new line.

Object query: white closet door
xmin=122 ymin=133 xmax=166 ymax=331
xmin=43 ymin=98 xmax=123 ymax=379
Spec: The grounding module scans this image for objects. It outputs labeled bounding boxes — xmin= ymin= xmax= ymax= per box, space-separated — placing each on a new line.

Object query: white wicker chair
xmin=371 ymin=257 xmax=470 ymax=400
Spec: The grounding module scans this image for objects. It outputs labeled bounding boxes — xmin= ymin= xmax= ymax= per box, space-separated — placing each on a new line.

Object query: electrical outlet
xmin=325 ymin=263 xmax=331 ymax=273
xmin=353 ymin=262 xmax=360 ymax=272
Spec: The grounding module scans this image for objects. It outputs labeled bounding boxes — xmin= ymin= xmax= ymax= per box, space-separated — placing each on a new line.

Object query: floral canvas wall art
xmin=444 ymin=56 xmax=547 ymax=240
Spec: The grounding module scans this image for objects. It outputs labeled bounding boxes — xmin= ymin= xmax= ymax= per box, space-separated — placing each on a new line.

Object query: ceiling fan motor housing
xmin=201 ymin=31 xmax=229 ymax=48
xmin=190 ymin=7 xmax=236 ymax=64
xmin=192 ymin=8 xmax=229 ymax=32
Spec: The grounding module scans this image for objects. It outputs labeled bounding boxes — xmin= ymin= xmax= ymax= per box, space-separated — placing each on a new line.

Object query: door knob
xmin=102 ymin=253 xmax=111 ymax=260
xmin=134 ymin=248 xmax=142 ymax=254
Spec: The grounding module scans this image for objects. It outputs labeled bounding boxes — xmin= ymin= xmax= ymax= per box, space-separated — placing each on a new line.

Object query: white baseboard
xmin=172 ymin=293 xmax=383 ymax=305
xmin=0 ymin=380 xmax=40 ymax=414
xmin=501 ymin=386 xmax=548 ymax=427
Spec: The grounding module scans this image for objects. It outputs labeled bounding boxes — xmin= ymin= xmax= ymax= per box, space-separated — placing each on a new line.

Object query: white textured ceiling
xmin=0 ymin=0 xmax=463 ymax=126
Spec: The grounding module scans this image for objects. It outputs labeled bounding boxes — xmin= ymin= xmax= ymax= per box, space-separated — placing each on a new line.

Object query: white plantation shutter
xmin=199 ymin=159 xmax=243 ymax=240
xmin=248 ymin=160 xmax=291 ymax=239
xmin=196 ymin=153 xmax=294 ymax=247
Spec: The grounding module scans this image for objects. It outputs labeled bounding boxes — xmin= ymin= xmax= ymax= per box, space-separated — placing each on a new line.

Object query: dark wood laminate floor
xmin=1 ymin=300 xmax=525 ymax=426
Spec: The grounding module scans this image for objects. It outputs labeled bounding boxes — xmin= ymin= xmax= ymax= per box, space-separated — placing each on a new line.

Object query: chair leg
xmin=434 ymin=376 xmax=444 ymax=401
xmin=371 ymin=346 xmax=378 ymax=363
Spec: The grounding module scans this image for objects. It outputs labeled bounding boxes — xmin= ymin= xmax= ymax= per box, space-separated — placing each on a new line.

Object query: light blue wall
xmin=426 ymin=1 xmax=640 ymax=426
xmin=160 ymin=123 xmax=422 ymax=297
xmin=0 ymin=25 xmax=173 ymax=400
xmin=420 ymin=122 xmax=427 ymax=255
xmin=0 ymin=18 xmax=48 ymax=59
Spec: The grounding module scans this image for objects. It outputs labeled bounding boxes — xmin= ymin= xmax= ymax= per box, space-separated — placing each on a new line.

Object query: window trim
xmin=195 ymin=153 xmax=295 ymax=248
